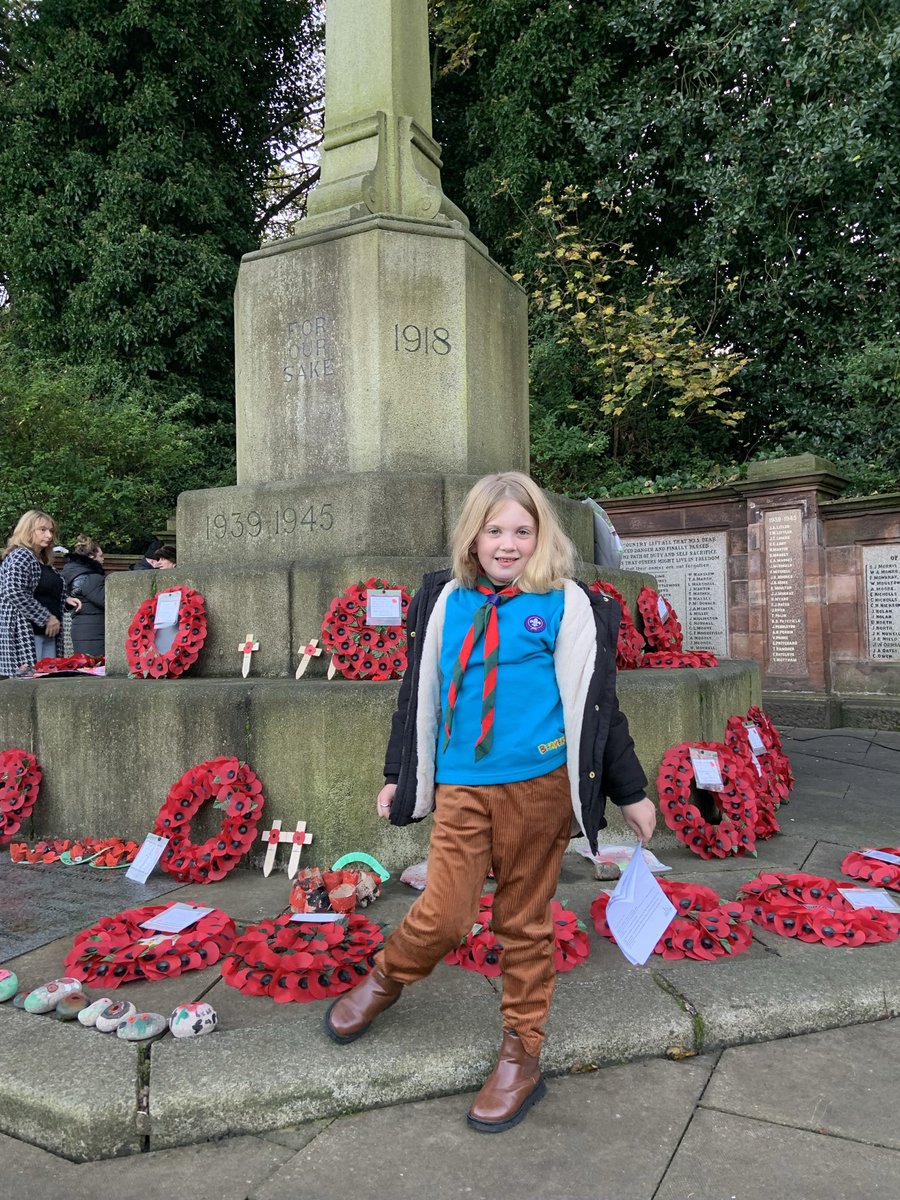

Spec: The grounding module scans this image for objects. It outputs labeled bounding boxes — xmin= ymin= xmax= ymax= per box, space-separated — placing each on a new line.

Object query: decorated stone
xmin=23 ymin=977 xmax=84 ymax=1014
xmin=0 ymin=970 xmax=18 ymax=1002
xmin=95 ymin=1000 xmax=137 ymax=1033
xmin=116 ymin=1011 xmax=167 ymax=1041
xmin=55 ymin=992 xmax=89 ymax=1020
xmin=77 ymin=996 xmax=115 ymax=1027
xmin=169 ymin=1001 xmax=217 ymax=1038
xmin=13 ymin=992 xmax=28 ymax=1009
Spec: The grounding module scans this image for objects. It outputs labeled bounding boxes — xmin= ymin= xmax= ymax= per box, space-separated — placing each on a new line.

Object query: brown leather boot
xmin=323 ymin=967 xmax=403 ymax=1044
xmin=466 ymin=1029 xmax=546 ymax=1133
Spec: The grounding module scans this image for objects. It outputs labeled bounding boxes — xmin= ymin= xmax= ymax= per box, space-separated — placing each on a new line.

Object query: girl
xmin=0 ymin=510 xmax=79 ymax=675
xmin=62 ymin=535 xmax=106 ymax=657
xmin=325 ymin=473 xmax=656 ymax=1133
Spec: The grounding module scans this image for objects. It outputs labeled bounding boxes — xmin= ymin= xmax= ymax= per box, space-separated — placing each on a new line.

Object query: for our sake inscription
xmin=283 ymin=316 xmax=336 ymax=383
xmin=864 ymin=545 xmax=900 ymax=660
xmin=620 ymin=533 xmax=729 ymax=656
xmin=764 ymin=508 xmax=806 ymax=673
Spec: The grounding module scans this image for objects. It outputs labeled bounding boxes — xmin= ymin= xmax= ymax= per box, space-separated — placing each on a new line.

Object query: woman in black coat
xmin=62 ymin=535 xmax=106 ymax=657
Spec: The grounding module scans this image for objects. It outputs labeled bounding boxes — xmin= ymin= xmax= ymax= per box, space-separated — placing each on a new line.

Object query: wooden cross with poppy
xmin=237 ymin=634 xmax=259 ymax=677
xmin=295 ymin=637 xmax=323 ymax=680
xmin=261 ymin=818 xmax=314 ymax=878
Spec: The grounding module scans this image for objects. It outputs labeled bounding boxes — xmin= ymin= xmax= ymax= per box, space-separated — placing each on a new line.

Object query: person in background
xmin=0 ymin=510 xmax=80 ymax=675
xmin=62 ymin=535 xmax=106 ymax=657
xmin=130 ymin=539 xmax=162 ymax=571
xmin=153 ymin=545 xmax=177 ymax=569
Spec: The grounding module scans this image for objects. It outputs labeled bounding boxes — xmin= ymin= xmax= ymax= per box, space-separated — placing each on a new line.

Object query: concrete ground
xmin=1 ymin=727 xmax=899 ymax=1198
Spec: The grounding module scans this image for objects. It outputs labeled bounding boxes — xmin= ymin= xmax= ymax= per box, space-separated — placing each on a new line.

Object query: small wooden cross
xmin=295 ymin=637 xmax=323 ymax=680
xmin=261 ymin=819 xmax=314 ymax=878
xmin=238 ymin=634 xmax=259 ymax=678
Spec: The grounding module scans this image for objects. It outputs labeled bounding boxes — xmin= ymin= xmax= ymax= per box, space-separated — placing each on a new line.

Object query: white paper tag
xmin=838 ymin=887 xmax=900 ymax=913
xmin=125 ymin=833 xmax=170 ymax=883
xmin=744 ymin=723 xmax=767 ymax=755
xmin=139 ymin=903 xmax=214 ymax=933
xmin=366 ymin=589 xmax=402 ymax=626
xmin=750 ymin=752 xmax=763 ymax=777
xmin=657 ymin=595 xmax=669 ymax=622
xmin=153 ymin=591 xmax=182 ymax=628
xmin=289 ymin=911 xmax=347 ymax=924
xmin=861 ymin=848 xmax=900 ymax=866
xmin=690 ymin=748 xmax=725 ymax=791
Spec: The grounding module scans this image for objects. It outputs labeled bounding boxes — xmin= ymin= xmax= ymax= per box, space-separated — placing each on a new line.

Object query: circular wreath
xmin=724 ymin=715 xmax=788 ymax=838
xmin=635 ymin=586 xmax=683 ymax=652
xmin=657 ymin=741 xmax=760 ymax=859
xmin=642 ymin=650 xmax=720 ymax=669
xmin=320 ymin=577 xmax=411 ymax=680
xmin=63 ymin=903 xmax=235 ymax=988
xmin=125 ymin=586 xmax=208 ymax=679
xmin=589 ymin=580 xmax=644 ymax=669
xmin=221 ymin=912 xmax=384 ymax=1002
xmin=591 ymin=879 xmax=752 ymax=961
xmin=841 ymin=848 xmax=900 ymax=892
xmin=443 ymin=893 xmax=590 ymax=977
xmin=33 ymin=653 xmax=104 ymax=674
xmin=152 ymin=756 xmax=264 ymax=884
xmin=0 ymin=749 xmax=42 ymax=846
xmin=741 ymin=706 xmax=794 ymax=797
xmin=737 ymin=871 xmax=900 ymax=947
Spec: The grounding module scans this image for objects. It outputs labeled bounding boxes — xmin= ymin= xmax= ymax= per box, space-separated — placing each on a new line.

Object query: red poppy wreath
xmin=125 ymin=586 xmax=207 ymax=679
xmin=152 ymin=757 xmax=264 ymax=883
xmin=221 ymin=912 xmax=384 ymax=1002
xmin=0 ymin=749 xmax=42 ymax=846
xmin=33 ymin=653 xmax=104 ymax=674
xmin=635 ymin=586 xmax=683 ymax=652
xmin=443 ymin=893 xmax=591 ymax=977
xmin=591 ymin=879 xmax=752 ymax=961
xmin=724 ymin=714 xmax=788 ymax=838
xmin=737 ymin=872 xmax=900 ymax=947
xmin=741 ymin=705 xmax=794 ymax=795
xmin=589 ymin=580 xmax=644 ymax=669
xmin=642 ymin=650 xmax=720 ymax=669
xmin=63 ymin=903 xmax=236 ymax=988
xmin=840 ymin=848 xmax=900 ymax=893
xmin=657 ymin=741 xmax=760 ymax=859
xmin=320 ymin=577 xmax=412 ymax=681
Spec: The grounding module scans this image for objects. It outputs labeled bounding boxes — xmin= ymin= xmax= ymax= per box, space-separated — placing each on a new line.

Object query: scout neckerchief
xmin=443 ymin=576 xmax=521 ymax=760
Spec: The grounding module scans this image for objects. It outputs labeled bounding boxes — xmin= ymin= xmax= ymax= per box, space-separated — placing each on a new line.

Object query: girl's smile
xmin=475 ymin=500 xmax=537 ymax=586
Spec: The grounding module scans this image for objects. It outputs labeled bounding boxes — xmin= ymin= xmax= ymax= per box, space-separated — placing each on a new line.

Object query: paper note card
xmin=861 ymin=848 xmax=900 ymax=866
xmin=154 ymin=590 xmax=182 ymax=628
xmin=657 ymin=595 xmax=669 ymax=622
xmin=838 ymin=888 xmax=900 ymax=913
xmin=577 ymin=843 xmax=672 ymax=874
xmin=290 ymin=912 xmax=347 ymax=924
xmin=744 ymin=723 xmax=767 ymax=755
xmin=140 ymin=903 xmax=214 ymax=933
xmin=125 ymin=833 xmax=170 ymax=883
xmin=605 ymin=844 xmax=676 ymax=965
xmin=366 ymin=589 xmax=402 ymax=626
xmin=690 ymin=748 xmax=725 ymax=791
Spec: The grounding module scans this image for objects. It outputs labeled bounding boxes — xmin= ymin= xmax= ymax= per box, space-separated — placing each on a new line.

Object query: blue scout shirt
xmin=435 ymin=587 xmax=567 ymax=784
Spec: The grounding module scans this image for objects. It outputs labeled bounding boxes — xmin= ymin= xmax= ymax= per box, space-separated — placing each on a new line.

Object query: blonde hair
xmin=3 ymin=510 xmax=57 ymax=564
xmin=450 ymin=472 xmax=576 ymax=592
xmin=72 ymin=534 xmax=101 ymax=558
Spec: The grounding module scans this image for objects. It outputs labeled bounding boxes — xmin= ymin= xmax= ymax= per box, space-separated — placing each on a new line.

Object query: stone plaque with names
xmin=620 ymin=533 xmax=729 ymax=656
xmin=863 ymin=544 xmax=900 ymax=660
xmin=764 ymin=508 xmax=807 ymax=674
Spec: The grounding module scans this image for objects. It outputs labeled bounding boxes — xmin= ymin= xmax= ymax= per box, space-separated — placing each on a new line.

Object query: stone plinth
xmin=234 ymin=218 xmax=528 ymax=484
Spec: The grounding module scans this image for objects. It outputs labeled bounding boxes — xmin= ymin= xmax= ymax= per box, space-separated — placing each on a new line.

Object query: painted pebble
xmin=55 ymin=992 xmax=89 ymax=1020
xmin=77 ymin=996 xmax=115 ymax=1028
xmin=95 ymin=1000 xmax=137 ymax=1033
xmin=0 ymin=970 xmax=18 ymax=1002
xmin=13 ymin=992 xmax=29 ymax=1009
xmin=169 ymin=1001 xmax=217 ymax=1039
xmin=116 ymin=1012 xmax=167 ymax=1041
xmin=24 ymin=977 xmax=84 ymax=1014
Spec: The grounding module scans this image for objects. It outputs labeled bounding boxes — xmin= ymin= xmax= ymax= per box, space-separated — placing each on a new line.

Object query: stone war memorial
xmin=0 ymin=0 xmax=758 ymax=868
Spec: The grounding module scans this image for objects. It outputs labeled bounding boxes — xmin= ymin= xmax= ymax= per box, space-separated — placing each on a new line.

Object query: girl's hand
xmin=376 ymin=783 xmax=396 ymax=821
xmin=66 ymin=597 xmax=82 ymax=613
xmin=622 ymin=797 xmax=657 ymax=843
xmin=45 ymin=615 xmax=61 ymax=637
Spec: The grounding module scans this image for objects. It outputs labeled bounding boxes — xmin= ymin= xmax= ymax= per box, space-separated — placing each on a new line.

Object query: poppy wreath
xmin=840 ymin=848 xmax=900 ymax=892
xmin=642 ymin=650 xmax=720 ymax=669
xmin=591 ymin=879 xmax=753 ymax=961
xmin=657 ymin=741 xmax=760 ymax=859
xmin=63 ymin=903 xmax=236 ymax=988
xmin=152 ymin=757 xmax=264 ymax=883
xmin=742 ymin=705 xmax=794 ymax=797
xmin=737 ymin=871 xmax=900 ymax=947
xmin=724 ymin=715 xmax=788 ymax=838
xmin=221 ymin=912 xmax=384 ymax=1002
xmin=635 ymin=586 xmax=684 ymax=651
xmin=320 ymin=577 xmax=412 ymax=681
xmin=0 ymin=749 xmax=42 ymax=846
xmin=33 ymin=653 xmax=104 ymax=674
xmin=9 ymin=836 xmax=138 ymax=867
xmin=125 ymin=586 xmax=208 ymax=679
xmin=589 ymin=580 xmax=644 ymax=669
xmin=443 ymin=893 xmax=591 ymax=977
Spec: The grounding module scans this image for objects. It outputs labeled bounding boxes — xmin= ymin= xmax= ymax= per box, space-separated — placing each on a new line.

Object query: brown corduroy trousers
xmin=377 ymin=764 xmax=573 ymax=1057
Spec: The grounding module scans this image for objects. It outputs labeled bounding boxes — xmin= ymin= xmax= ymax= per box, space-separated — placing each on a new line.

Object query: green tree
xmin=431 ymin=0 xmax=900 ymax=494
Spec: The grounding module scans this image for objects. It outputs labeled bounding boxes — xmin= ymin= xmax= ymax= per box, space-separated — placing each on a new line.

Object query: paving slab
xmin=655 ymin=1107 xmax=900 ymax=1200
xmin=704 ymin=1019 xmax=900 ymax=1150
xmin=250 ymin=1055 xmax=715 ymax=1200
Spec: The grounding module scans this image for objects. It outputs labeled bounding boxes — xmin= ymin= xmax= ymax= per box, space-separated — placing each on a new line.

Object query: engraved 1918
xmin=205 ymin=504 xmax=334 ymax=540
xmin=393 ymin=324 xmax=451 ymax=355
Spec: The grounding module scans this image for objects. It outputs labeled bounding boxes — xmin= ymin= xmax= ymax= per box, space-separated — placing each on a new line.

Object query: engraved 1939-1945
xmin=205 ymin=504 xmax=334 ymax=540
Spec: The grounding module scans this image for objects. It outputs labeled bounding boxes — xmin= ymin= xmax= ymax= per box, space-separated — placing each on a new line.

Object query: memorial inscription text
xmin=864 ymin=545 xmax=900 ymax=660
xmin=764 ymin=508 xmax=806 ymax=673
